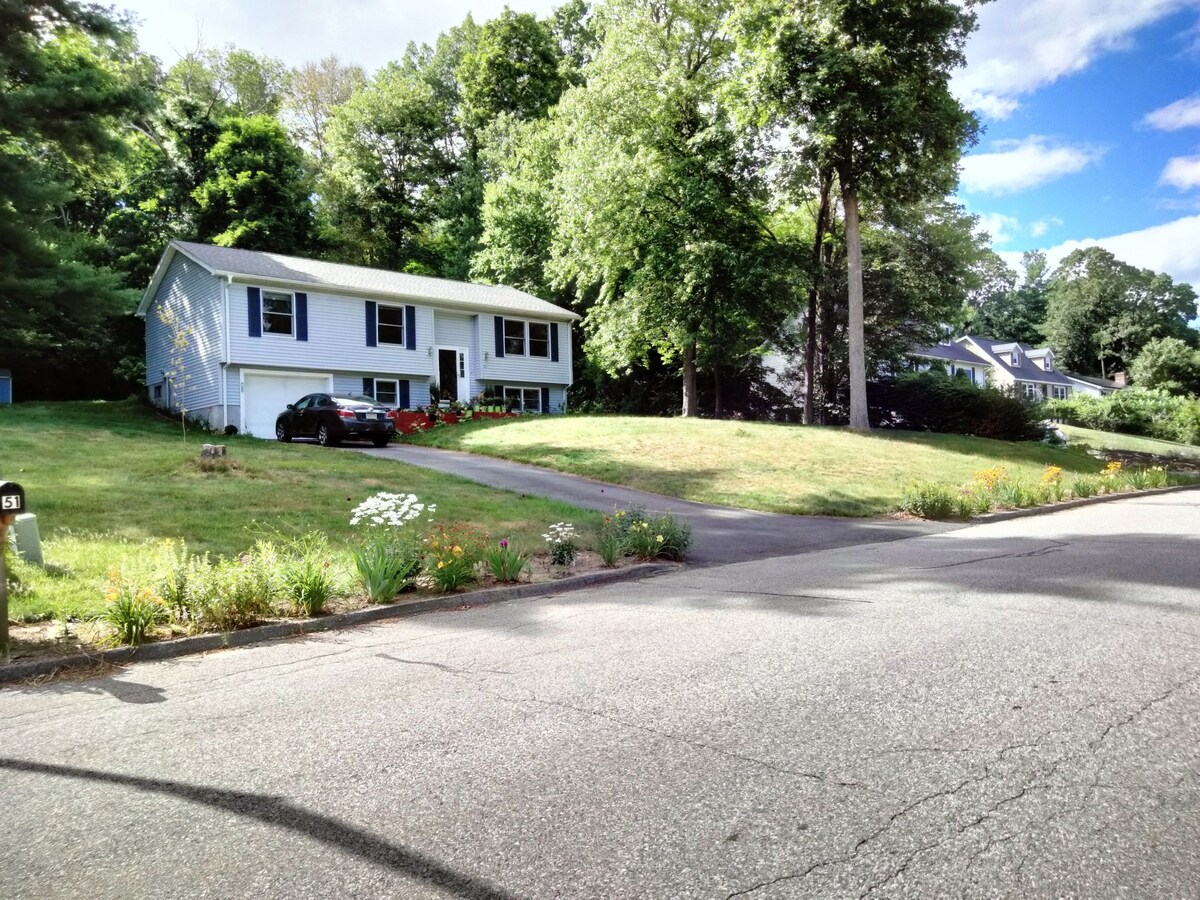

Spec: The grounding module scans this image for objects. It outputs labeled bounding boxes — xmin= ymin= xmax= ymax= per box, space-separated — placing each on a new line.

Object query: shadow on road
xmin=0 ymin=758 xmax=516 ymax=900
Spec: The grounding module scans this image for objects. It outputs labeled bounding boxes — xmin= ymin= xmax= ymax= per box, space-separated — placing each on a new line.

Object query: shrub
xmin=900 ymin=482 xmax=958 ymax=519
xmin=484 ymin=539 xmax=529 ymax=583
xmin=1046 ymin=389 xmax=1200 ymax=446
xmin=879 ymin=372 xmax=1047 ymax=441
xmin=543 ymin=522 xmax=578 ymax=566
xmin=187 ymin=543 xmax=280 ymax=631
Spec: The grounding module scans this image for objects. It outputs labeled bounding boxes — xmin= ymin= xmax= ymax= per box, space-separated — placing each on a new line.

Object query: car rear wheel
xmin=317 ymin=422 xmax=340 ymax=447
xmin=371 ymin=435 xmax=391 ymax=448
xmin=275 ymin=420 xmax=292 ymax=443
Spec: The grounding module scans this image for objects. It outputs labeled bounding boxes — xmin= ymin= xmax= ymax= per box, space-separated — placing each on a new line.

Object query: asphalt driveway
xmin=360 ymin=443 xmax=954 ymax=565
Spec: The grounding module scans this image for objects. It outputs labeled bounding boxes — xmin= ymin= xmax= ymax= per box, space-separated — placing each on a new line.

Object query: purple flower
xmin=500 ymin=539 xmax=509 ymax=549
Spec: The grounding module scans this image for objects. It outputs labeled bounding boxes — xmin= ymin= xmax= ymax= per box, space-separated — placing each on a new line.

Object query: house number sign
xmin=0 ymin=481 xmax=23 ymax=514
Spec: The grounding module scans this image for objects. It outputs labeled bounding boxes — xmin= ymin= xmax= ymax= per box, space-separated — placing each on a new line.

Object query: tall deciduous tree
xmin=549 ymin=0 xmax=791 ymax=416
xmin=193 ymin=115 xmax=315 ymax=250
xmin=741 ymin=0 xmax=979 ymax=429
xmin=284 ymin=56 xmax=366 ymax=165
xmin=972 ymin=250 xmax=1048 ymax=346
xmin=1045 ymin=247 xmax=1199 ymax=376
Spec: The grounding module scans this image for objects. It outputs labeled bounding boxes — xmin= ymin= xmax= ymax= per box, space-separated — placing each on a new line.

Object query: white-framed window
xmin=1009 ymin=350 xmax=1020 ymax=366
xmin=502 ymin=319 xmax=550 ymax=358
xmin=503 ymin=386 xmax=542 ymax=412
xmin=377 ymin=304 xmax=405 ymax=345
xmin=373 ymin=379 xmax=399 ymax=406
xmin=1052 ymin=386 xmax=1068 ymax=400
xmin=262 ymin=290 xmax=294 ymax=335
xmin=1022 ymin=383 xmax=1040 ymax=399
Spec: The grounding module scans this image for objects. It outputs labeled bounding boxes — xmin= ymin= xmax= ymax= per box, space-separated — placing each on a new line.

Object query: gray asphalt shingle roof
xmin=911 ymin=343 xmax=989 ymax=365
xmin=960 ymin=336 xmax=1076 ymax=386
xmin=170 ymin=241 xmax=579 ymax=321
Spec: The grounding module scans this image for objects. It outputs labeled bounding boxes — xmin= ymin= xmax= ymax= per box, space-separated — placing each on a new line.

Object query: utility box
xmin=11 ymin=513 xmax=42 ymax=566
xmin=0 ymin=369 xmax=10 ymax=405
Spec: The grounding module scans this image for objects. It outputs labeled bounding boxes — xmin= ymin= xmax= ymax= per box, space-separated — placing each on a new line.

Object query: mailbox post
xmin=0 ymin=481 xmax=26 ymax=654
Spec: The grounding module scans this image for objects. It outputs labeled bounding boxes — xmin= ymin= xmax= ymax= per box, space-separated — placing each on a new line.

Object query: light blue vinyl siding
xmin=145 ymin=254 xmax=223 ymax=425
xmin=480 ymin=317 xmax=573 ymax=386
xmin=227 ymin=283 xmax=435 ymax=377
xmin=332 ymin=374 xmax=418 ymax=406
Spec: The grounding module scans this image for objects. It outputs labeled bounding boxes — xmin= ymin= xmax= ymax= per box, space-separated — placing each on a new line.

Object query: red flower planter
xmin=389 ymin=411 xmax=433 ymax=434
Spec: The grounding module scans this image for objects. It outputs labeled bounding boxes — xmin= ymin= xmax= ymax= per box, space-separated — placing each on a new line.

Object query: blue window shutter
xmin=405 ymin=305 xmax=416 ymax=351
xmin=398 ymin=380 xmax=410 ymax=409
xmin=541 ymin=387 xmax=550 ymax=413
xmin=295 ymin=293 xmax=308 ymax=341
xmin=494 ymin=316 xmax=505 ymax=357
xmin=550 ymin=323 xmax=559 ymax=362
xmin=365 ymin=301 xmax=377 ymax=347
xmin=247 ymin=287 xmax=262 ymax=338
xmin=362 ymin=377 xmax=373 ymax=396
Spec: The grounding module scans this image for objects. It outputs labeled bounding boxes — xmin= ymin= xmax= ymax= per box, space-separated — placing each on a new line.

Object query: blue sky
xmin=118 ymin=0 xmax=1200 ymax=292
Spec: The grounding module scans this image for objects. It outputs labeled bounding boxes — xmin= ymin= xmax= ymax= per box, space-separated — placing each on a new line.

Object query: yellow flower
xmin=437 ymin=561 xmax=445 ymax=569
xmin=656 ymin=534 xmax=664 ymax=542
xmin=1041 ymin=465 xmax=1063 ymax=485
xmin=452 ymin=545 xmax=462 ymax=553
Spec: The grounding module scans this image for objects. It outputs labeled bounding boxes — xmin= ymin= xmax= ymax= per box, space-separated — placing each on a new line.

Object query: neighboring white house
xmin=1062 ymin=372 xmax=1125 ymax=397
xmin=138 ymin=241 xmax=580 ymax=438
xmin=910 ymin=336 xmax=1079 ymax=401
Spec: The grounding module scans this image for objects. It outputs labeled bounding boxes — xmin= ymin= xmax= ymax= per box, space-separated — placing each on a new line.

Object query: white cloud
xmin=1160 ymin=155 xmax=1200 ymax=189
xmin=1143 ymin=93 xmax=1200 ymax=130
xmin=120 ymin=0 xmax=559 ymax=70
xmin=1040 ymin=215 xmax=1200 ymax=289
xmin=954 ymin=0 xmax=1197 ymax=119
xmin=1029 ymin=216 xmax=1063 ymax=238
xmin=976 ymin=212 xmax=1020 ymax=244
xmin=960 ymin=137 xmax=1104 ymax=195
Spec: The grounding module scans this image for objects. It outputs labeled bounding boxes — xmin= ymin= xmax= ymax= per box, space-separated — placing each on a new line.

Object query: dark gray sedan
xmin=275 ymin=393 xmax=396 ymax=447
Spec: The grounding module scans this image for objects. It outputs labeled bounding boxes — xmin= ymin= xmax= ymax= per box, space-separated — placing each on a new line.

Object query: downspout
xmin=221 ymin=275 xmax=231 ymax=429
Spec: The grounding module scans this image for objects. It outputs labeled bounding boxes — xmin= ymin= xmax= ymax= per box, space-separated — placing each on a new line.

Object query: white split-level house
xmin=138 ymin=241 xmax=580 ymax=437
xmin=910 ymin=336 xmax=1079 ymax=400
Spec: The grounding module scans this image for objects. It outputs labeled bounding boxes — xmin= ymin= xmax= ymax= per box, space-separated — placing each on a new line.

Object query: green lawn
xmin=405 ymin=415 xmax=1105 ymax=516
xmin=1059 ymin=424 xmax=1200 ymax=460
xmin=1 ymin=401 xmax=598 ymax=622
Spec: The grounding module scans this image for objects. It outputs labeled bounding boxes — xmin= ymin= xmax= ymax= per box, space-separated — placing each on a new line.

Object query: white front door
xmin=436 ymin=347 xmax=470 ymax=403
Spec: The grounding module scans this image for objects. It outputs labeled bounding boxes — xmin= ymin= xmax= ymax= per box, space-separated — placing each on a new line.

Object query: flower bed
xmin=390 ymin=410 xmax=433 ymax=434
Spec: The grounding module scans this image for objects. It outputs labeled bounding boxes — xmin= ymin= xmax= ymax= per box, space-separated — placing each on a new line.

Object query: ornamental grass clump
xmin=899 ymin=482 xmax=957 ymax=520
xmin=101 ymin=565 xmax=169 ymax=646
xmin=279 ymin=532 xmax=341 ymax=617
xmin=543 ymin=522 xmax=578 ymax=566
xmin=484 ymin=539 xmax=529 ymax=583
xmin=350 ymin=492 xmax=434 ymax=602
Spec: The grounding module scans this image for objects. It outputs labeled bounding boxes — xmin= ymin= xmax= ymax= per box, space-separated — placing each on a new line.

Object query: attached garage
xmin=241 ymin=370 xmax=331 ymax=438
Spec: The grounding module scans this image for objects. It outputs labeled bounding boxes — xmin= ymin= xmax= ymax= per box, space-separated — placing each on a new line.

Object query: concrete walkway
xmin=358 ymin=443 xmax=955 ymax=565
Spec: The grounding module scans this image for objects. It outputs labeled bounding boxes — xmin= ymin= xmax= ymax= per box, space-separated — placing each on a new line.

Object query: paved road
xmin=359 ymin=443 xmax=953 ymax=565
xmin=2 ymin=491 xmax=1199 ymax=899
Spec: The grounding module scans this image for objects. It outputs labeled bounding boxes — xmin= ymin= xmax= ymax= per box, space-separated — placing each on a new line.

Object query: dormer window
xmin=1010 ymin=350 xmax=1019 ymax=366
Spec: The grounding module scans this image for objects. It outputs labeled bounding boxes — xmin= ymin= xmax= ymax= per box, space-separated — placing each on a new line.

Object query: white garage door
xmin=242 ymin=371 xmax=330 ymax=438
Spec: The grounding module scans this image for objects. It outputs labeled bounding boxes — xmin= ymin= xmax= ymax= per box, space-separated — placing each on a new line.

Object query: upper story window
xmin=378 ymin=304 xmax=405 ymax=345
xmin=503 ymin=319 xmax=550 ymax=358
xmin=262 ymin=290 xmax=294 ymax=335
xmin=1009 ymin=350 xmax=1020 ymax=366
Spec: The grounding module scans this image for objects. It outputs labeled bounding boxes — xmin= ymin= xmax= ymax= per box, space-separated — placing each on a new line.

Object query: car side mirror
xmin=286 ymin=404 xmax=295 ymax=410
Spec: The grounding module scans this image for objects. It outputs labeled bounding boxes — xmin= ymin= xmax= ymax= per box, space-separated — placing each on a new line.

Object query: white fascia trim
xmin=225 ymin=274 xmax=580 ymax=323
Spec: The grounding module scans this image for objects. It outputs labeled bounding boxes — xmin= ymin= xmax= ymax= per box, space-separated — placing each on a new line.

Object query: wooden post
xmin=0 ymin=515 xmax=9 ymax=656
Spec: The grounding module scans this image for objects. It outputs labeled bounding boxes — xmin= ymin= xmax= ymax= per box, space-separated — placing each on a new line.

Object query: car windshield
xmin=337 ymin=394 xmax=380 ymax=405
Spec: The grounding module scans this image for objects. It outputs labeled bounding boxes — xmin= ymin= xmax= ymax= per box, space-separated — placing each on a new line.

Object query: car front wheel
xmin=275 ymin=420 xmax=292 ymax=443
xmin=317 ymin=422 xmax=340 ymax=447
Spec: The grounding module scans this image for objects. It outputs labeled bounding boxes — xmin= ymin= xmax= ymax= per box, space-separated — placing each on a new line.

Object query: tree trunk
xmin=713 ymin=369 xmax=723 ymax=418
xmin=841 ymin=181 xmax=870 ymax=431
xmin=681 ymin=342 xmax=699 ymax=417
xmin=803 ymin=173 xmax=832 ymax=425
